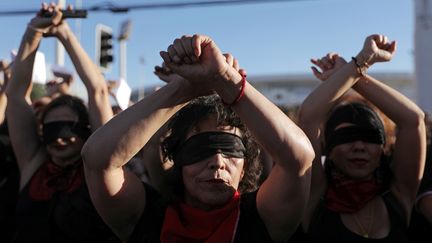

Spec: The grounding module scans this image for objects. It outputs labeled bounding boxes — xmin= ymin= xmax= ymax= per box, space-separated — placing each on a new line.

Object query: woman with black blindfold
xmin=296 ymin=34 xmax=426 ymax=242
xmin=5 ymin=3 xmax=118 ymax=242
xmin=82 ymin=34 xmax=315 ymax=243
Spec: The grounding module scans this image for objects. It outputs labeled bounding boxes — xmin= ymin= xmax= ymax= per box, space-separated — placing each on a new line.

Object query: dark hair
xmin=161 ymin=94 xmax=262 ymax=201
xmin=40 ymin=95 xmax=89 ymax=126
xmin=324 ymin=102 xmax=385 ymax=155
xmin=39 ymin=95 xmax=91 ymax=142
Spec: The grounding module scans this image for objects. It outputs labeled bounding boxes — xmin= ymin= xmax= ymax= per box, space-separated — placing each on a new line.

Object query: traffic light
xmin=95 ymin=24 xmax=114 ymax=71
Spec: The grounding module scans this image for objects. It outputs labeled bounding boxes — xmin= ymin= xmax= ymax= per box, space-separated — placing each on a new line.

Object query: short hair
xmin=161 ymin=94 xmax=262 ymax=200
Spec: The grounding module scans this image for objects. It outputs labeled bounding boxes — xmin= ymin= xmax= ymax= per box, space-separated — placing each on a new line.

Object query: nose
xmin=351 ymin=140 xmax=366 ymax=151
xmin=207 ymin=153 xmax=226 ymax=170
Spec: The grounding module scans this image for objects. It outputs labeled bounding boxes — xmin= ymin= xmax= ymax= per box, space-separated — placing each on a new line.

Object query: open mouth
xmin=204 ymin=178 xmax=227 ymax=184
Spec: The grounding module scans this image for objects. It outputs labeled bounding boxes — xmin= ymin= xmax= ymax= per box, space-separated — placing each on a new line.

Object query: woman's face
xmin=181 ymin=116 xmax=245 ymax=210
xmin=328 ymin=124 xmax=383 ymax=180
xmin=43 ymin=106 xmax=84 ymax=165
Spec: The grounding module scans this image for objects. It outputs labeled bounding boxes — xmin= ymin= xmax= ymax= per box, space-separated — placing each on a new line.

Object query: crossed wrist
xmin=217 ymin=70 xmax=246 ymax=106
xmin=352 ymin=52 xmax=372 ymax=77
xmin=27 ymin=24 xmax=46 ymax=35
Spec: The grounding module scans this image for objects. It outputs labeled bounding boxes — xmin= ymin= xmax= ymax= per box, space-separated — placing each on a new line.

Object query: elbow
xmin=400 ymin=107 xmax=425 ymax=129
xmin=299 ymin=138 xmax=315 ymax=176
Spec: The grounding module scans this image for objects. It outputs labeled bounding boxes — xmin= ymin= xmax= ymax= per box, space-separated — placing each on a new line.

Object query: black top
xmin=0 ymin=128 xmax=19 ymax=243
xmin=13 ymin=165 xmax=120 ymax=243
xmin=303 ymin=191 xmax=409 ymax=243
xmin=128 ymin=183 xmax=274 ymax=243
xmin=408 ymin=145 xmax=432 ymax=243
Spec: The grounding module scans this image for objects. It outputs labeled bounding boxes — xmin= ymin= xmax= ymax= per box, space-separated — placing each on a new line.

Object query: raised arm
xmin=161 ymin=34 xmax=315 ymax=242
xmin=81 ymin=70 xmax=197 ymax=241
xmin=0 ymin=60 xmax=11 ymax=125
xmin=5 ymin=4 xmax=63 ymax=188
xmin=299 ymin=34 xmax=426 ymax=227
xmin=350 ymin=40 xmax=426 ymax=221
xmin=44 ymin=5 xmax=113 ymax=129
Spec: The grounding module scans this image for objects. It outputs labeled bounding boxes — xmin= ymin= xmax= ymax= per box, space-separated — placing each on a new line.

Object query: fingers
xmin=164 ymin=35 xmax=203 ymax=66
xmin=310 ymin=56 xmax=333 ymax=71
xmin=310 ymin=66 xmax=323 ymax=80
xmin=192 ymin=34 xmax=213 ymax=58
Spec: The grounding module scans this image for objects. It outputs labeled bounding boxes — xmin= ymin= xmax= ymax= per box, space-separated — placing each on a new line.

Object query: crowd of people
xmin=0 ymin=3 xmax=431 ymax=243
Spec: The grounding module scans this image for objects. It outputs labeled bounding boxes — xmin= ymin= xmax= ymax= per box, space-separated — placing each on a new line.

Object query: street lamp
xmin=118 ymin=19 xmax=132 ymax=81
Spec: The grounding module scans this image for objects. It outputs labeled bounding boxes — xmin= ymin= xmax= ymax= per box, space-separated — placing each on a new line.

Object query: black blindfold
xmin=42 ymin=121 xmax=91 ymax=145
xmin=173 ymin=131 xmax=246 ymax=167
xmin=326 ymin=126 xmax=384 ymax=153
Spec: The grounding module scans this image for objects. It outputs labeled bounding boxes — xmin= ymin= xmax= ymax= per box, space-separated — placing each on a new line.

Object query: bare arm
xmin=299 ymin=34 xmax=426 ymax=227
xmin=81 ymin=79 xmax=194 ymax=241
xmin=354 ymin=73 xmax=426 ymax=221
xmin=43 ymin=9 xmax=113 ymax=129
xmin=5 ymin=7 xmax=63 ymax=188
xmin=298 ymin=54 xmax=362 ymax=229
xmin=162 ymin=34 xmax=315 ymax=243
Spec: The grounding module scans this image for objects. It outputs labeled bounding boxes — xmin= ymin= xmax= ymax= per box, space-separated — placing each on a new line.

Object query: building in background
xmin=131 ymin=72 xmax=414 ymax=108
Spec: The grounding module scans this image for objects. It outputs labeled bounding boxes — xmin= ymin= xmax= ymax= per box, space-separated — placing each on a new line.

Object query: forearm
xmin=59 ymin=30 xmax=106 ymax=93
xmin=219 ymin=70 xmax=314 ymax=174
xmin=82 ymin=80 xmax=192 ymax=171
xmin=59 ymin=28 xmax=113 ymax=127
xmin=353 ymin=74 xmax=425 ymax=127
xmin=0 ymin=92 xmax=6 ymax=124
xmin=299 ymin=61 xmax=361 ymax=128
xmin=6 ymin=27 xmax=42 ymax=98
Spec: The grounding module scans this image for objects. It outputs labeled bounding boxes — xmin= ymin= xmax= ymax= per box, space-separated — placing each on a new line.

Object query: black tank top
xmin=127 ymin=183 xmax=273 ymax=243
xmin=13 ymin=164 xmax=120 ymax=243
xmin=305 ymin=191 xmax=409 ymax=243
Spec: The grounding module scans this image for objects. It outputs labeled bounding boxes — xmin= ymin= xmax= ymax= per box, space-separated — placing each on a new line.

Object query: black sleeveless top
xmin=304 ymin=191 xmax=409 ymax=243
xmin=0 ymin=124 xmax=19 ymax=243
xmin=13 ymin=164 xmax=120 ymax=243
xmin=127 ymin=183 xmax=273 ymax=243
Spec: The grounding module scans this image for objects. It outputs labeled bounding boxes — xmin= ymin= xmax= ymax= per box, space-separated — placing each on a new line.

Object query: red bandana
xmin=325 ymin=175 xmax=382 ymax=213
xmin=161 ymin=191 xmax=240 ymax=243
xmin=28 ymin=160 xmax=83 ymax=201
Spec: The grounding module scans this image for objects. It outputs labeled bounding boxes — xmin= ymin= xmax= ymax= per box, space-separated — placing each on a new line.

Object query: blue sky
xmin=0 ymin=0 xmax=413 ymax=91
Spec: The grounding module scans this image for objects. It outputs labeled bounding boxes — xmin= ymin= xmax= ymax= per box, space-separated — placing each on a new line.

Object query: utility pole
xmin=56 ymin=0 xmax=66 ymax=66
xmin=414 ymin=0 xmax=432 ymax=114
xmin=118 ymin=20 xmax=132 ymax=81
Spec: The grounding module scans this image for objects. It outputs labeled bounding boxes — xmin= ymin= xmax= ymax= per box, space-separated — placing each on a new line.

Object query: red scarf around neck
xmin=325 ymin=175 xmax=382 ymax=213
xmin=28 ymin=160 xmax=83 ymax=201
xmin=161 ymin=191 xmax=240 ymax=243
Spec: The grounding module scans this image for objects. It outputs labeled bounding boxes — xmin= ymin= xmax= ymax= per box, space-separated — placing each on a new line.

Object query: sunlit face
xmin=328 ymin=124 xmax=383 ymax=180
xmin=43 ymin=106 xmax=84 ymax=166
xmin=181 ymin=116 xmax=245 ymax=210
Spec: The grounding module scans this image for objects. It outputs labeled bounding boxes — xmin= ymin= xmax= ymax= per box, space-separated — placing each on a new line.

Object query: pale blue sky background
xmin=0 ymin=0 xmax=413 ymax=90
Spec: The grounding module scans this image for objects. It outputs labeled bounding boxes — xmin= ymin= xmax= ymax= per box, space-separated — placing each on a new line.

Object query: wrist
xmin=351 ymin=57 xmax=370 ymax=77
xmin=57 ymin=27 xmax=73 ymax=44
xmin=26 ymin=24 xmax=45 ymax=38
xmin=355 ymin=51 xmax=374 ymax=67
xmin=215 ymin=68 xmax=245 ymax=106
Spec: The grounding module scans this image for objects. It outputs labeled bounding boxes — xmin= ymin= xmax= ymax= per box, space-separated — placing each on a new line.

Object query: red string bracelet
xmin=222 ymin=73 xmax=247 ymax=106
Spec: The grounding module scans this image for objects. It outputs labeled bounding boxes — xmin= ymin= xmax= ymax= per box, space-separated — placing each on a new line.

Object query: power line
xmin=0 ymin=0 xmax=316 ymax=16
